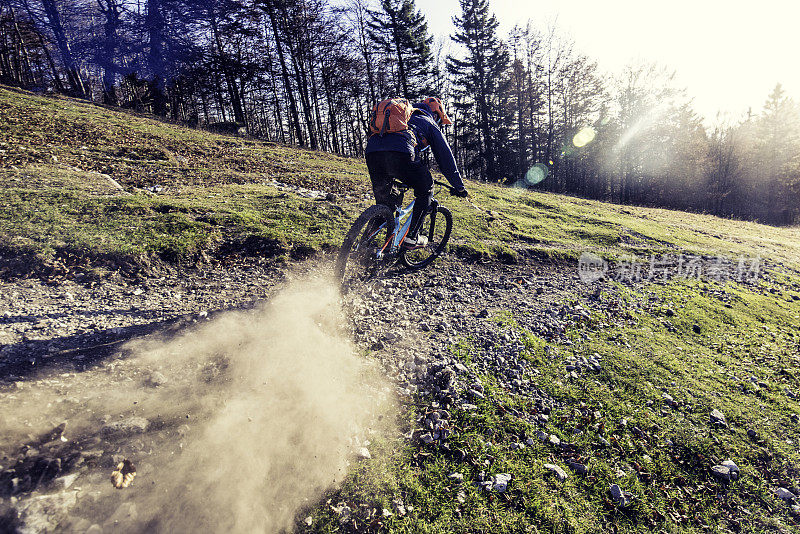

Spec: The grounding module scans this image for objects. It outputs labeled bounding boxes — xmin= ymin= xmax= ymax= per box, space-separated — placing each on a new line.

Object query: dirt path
xmin=0 ymin=255 xmax=608 ymax=532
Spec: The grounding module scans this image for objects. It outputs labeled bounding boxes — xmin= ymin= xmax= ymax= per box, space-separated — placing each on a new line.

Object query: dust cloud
xmin=0 ymin=276 xmax=395 ymax=532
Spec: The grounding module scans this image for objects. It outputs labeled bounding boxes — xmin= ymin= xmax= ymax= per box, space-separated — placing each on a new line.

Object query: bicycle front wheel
xmin=336 ymin=204 xmax=395 ymax=291
xmin=400 ymin=205 xmax=452 ymax=269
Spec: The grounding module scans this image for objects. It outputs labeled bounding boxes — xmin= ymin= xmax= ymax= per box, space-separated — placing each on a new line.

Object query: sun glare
xmin=573 ymin=127 xmax=596 ymax=147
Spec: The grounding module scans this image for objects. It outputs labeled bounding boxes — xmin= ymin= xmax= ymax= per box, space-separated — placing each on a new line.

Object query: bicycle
xmin=335 ymin=179 xmax=456 ymax=291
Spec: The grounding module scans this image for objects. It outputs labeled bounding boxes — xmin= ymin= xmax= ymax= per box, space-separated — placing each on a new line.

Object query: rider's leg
xmin=400 ymin=160 xmax=433 ymax=239
xmin=374 ymin=152 xmax=432 ymax=243
xmin=366 ymin=152 xmax=403 ymax=209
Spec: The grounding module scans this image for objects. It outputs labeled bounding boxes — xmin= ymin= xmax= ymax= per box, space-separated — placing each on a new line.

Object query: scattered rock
xmin=54 ymin=473 xmax=80 ymax=489
xmin=711 ymin=465 xmax=731 ymax=482
xmin=356 ymin=447 xmax=371 ymax=460
xmin=567 ymin=460 xmax=588 ymax=476
xmin=101 ymin=417 xmax=149 ymax=436
xmin=419 ymin=433 xmax=434 ymax=444
xmin=488 ymin=473 xmax=512 ymax=492
xmin=609 ymin=484 xmax=633 ymax=507
xmin=775 ymin=487 xmax=797 ymax=503
xmin=721 ymin=460 xmax=739 ymax=480
xmin=13 ymin=491 xmax=79 ymax=533
xmin=543 ymin=463 xmax=567 ymax=482
xmin=331 ymin=503 xmax=352 ymax=523
xmin=710 ymin=409 xmax=727 ymax=427
xmin=144 ymin=371 xmax=167 ymax=388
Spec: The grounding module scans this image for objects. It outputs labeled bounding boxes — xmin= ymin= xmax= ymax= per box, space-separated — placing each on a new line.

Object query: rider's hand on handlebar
xmin=452 ymin=188 xmax=469 ymax=198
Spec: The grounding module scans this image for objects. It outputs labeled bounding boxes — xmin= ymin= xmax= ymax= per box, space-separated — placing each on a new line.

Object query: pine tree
xmin=447 ymin=0 xmax=509 ymax=182
xmin=367 ymin=0 xmax=435 ymax=99
xmin=753 ymin=84 xmax=800 ymax=223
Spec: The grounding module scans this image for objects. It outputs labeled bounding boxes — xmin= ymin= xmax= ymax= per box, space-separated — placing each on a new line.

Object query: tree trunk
xmin=208 ymin=7 xmax=245 ymax=125
xmin=40 ymin=0 xmax=85 ymax=97
xmin=145 ymin=0 xmax=167 ymax=114
xmin=98 ymin=0 xmax=121 ymax=105
xmin=265 ymin=1 xmax=304 ymax=146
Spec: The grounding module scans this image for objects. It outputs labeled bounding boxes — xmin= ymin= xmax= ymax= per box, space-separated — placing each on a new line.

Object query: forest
xmin=1 ymin=0 xmax=798 ymax=225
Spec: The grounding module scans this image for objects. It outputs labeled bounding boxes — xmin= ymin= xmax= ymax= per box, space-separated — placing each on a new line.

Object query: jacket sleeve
xmin=426 ymin=122 xmax=465 ymax=190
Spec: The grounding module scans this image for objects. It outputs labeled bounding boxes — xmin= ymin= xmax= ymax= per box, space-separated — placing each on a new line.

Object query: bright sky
xmin=419 ymin=0 xmax=800 ymax=123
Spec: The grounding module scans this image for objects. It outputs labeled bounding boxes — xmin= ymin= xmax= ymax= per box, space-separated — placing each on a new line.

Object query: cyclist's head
xmin=417 ymin=97 xmax=452 ymax=126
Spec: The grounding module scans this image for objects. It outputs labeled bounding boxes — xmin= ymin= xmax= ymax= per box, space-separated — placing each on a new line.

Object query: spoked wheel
xmin=400 ymin=204 xmax=452 ymax=269
xmin=336 ymin=204 xmax=395 ymax=292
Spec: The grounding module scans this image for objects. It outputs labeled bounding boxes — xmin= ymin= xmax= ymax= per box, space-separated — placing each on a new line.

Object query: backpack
xmin=369 ymin=98 xmax=417 ymax=137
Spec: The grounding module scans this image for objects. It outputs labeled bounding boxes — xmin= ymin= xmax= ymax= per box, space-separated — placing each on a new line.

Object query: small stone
xmin=567 ymin=460 xmax=588 ymax=475
xmin=392 ymin=499 xmax=406 ymax=515
xmin=357 ymin=447 xmax=371 ymax=460
xmin=490 ymin=473 xmax=512 ymax=492
xmin=101 ymin=417 xmax=149 ymax=436
xmin=419 ymin=433 xmax=434 ymax=444
xmin=304 ymin=516 xmax=313 ymax=526
xmin=711 ymin=465 xmax=731 ymax=482
xmin=448 ymin=472 xmax=464 ymax=481
xmin=14 ymin=491 xmax=79 ymax=532
xmin=609 ymin=484 xmax=633 ymax=507
xmin=332 ymin=503 xmax=352 ymax=523
xmin=721 ymin=459 xmax=739 ymax=479
xmin=775 ymin=487 xmax=796 ymax=502
xmin=710 ymin=409 xmax=726 ymax=426
xmin=543 ymin=463 xmax=567 ymax=482
xmin=548 ymin=434 xmax=561 ymax=447
xmin=54 ymin=473 xmax=80 ymax=489
xmin=144 ymin=372 xmax=167 ymax=387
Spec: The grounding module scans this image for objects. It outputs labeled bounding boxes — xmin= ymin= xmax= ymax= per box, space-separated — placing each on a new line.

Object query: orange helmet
xmin=421 ymin=96 xmax=452 ymax=125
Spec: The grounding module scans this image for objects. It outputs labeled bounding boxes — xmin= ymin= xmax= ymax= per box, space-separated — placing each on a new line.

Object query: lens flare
xmin=573 ymin=127 xmax=596 ymax=148
xmin=524 ymin=163 xmax=549 ymax=186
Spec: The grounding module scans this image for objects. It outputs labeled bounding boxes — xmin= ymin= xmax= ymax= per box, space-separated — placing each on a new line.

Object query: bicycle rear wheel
xmin=400 ymin=205 xmax=452 ymax=269
xmin=336 ymin=204 xmax=395 ymax=291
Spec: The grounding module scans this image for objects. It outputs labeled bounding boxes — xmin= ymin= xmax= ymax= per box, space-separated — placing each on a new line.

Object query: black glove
xmin=452 ymin=188 xmax=469 ymax=198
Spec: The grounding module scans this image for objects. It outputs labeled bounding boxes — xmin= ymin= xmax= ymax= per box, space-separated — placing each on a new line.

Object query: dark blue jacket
xmin=365 ymin=104 xmax=465 ymax=190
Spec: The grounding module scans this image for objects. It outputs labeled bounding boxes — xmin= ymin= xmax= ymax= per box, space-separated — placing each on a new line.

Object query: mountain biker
xmin=365 ymin=96 xmax=468 ymax=250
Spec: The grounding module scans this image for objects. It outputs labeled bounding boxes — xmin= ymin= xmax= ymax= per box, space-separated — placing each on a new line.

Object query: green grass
xmin=308 ymin=275 xmax=800 ymax=533
xmin=2 ymin=85 xmax=800 ymax=275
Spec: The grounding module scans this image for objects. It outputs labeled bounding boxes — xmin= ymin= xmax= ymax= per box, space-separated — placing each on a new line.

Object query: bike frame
xmin=373 ymin=200 xmax=414 ymax=260
xmin=362 ymin=195 xmax=441 ymax=260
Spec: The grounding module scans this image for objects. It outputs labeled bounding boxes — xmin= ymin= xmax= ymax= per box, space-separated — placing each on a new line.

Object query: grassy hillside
xmin=3 ymin=86 xmax=800 ymax=533
xmin=2 ymin=85 xmax=799 ymax=279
